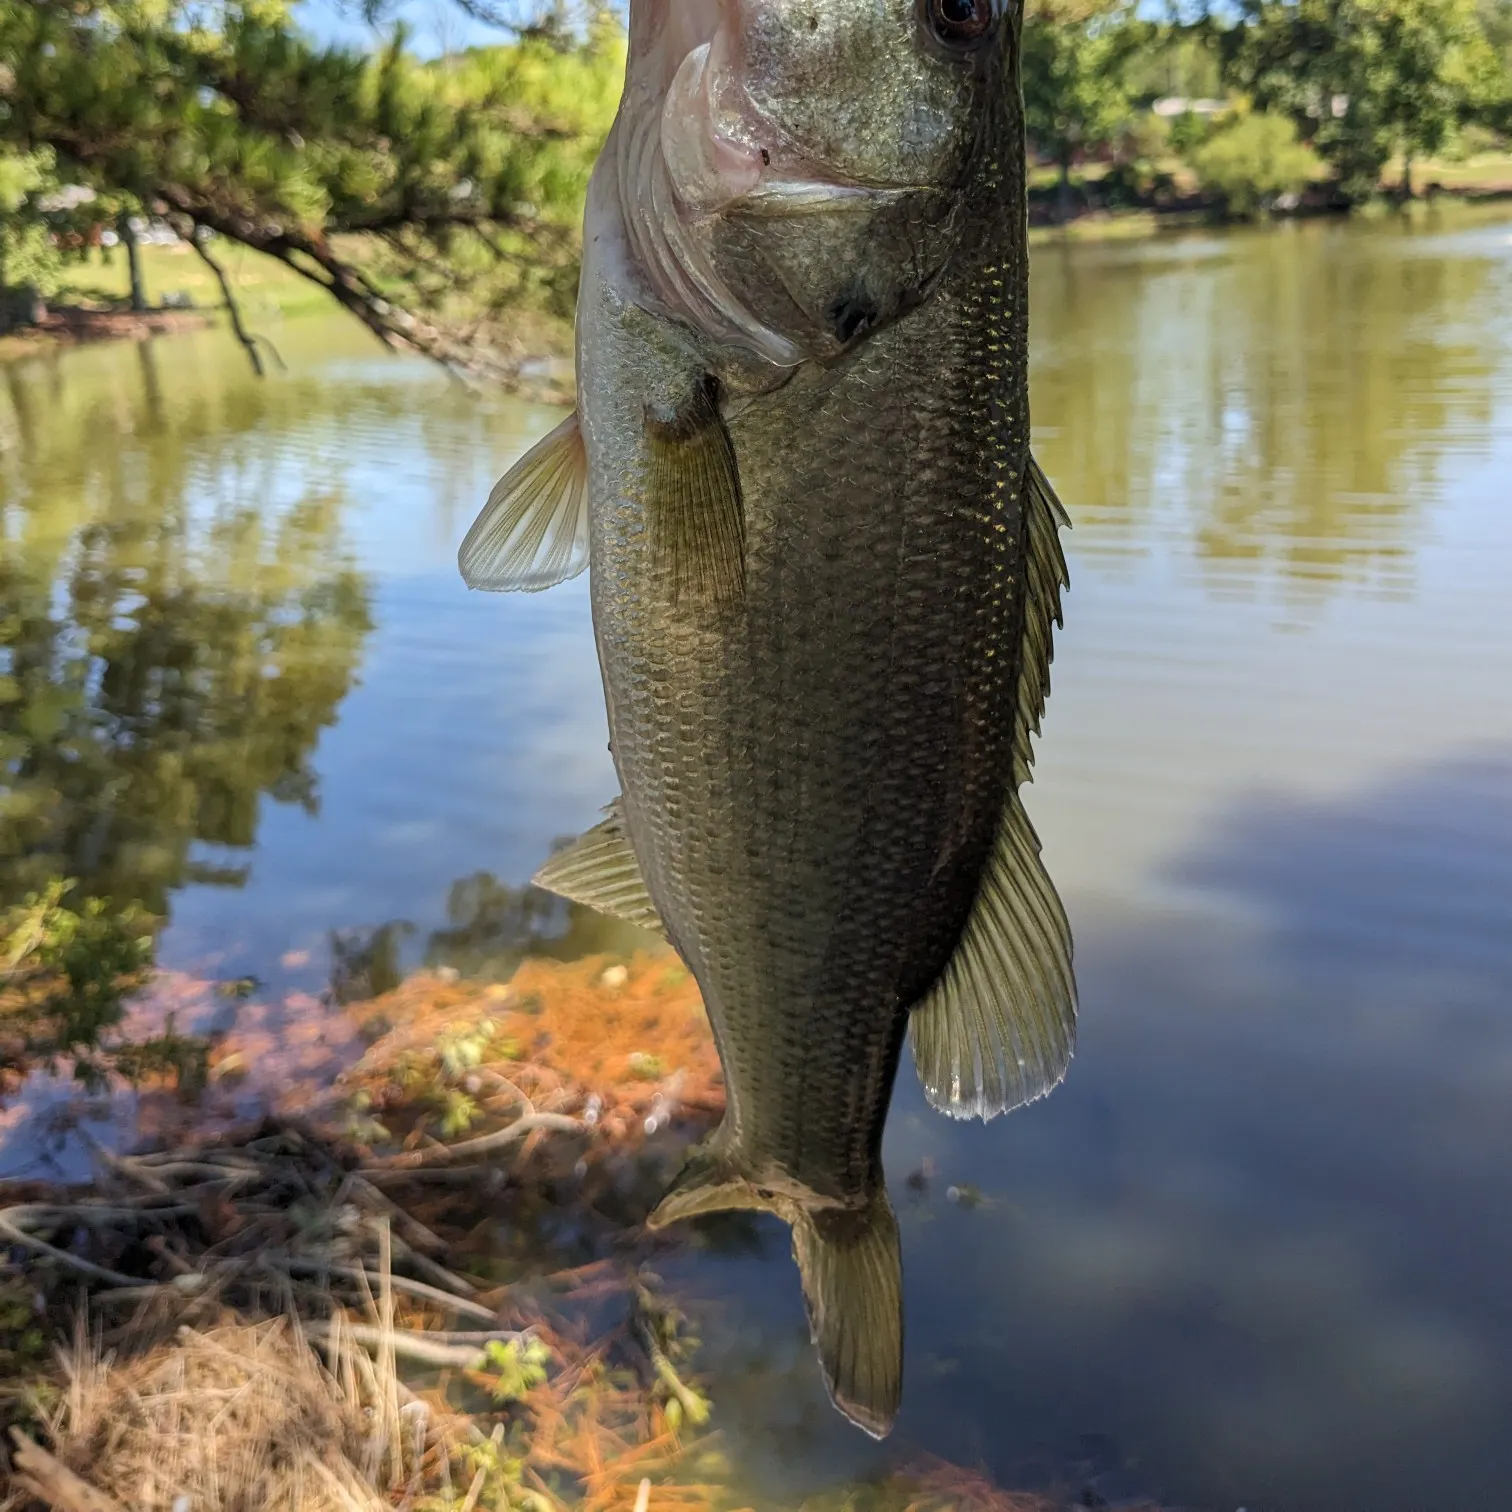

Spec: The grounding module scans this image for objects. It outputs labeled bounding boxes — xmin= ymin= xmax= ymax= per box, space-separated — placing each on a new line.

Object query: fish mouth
xmin=661 ymin=31 xmax=930 ymax=218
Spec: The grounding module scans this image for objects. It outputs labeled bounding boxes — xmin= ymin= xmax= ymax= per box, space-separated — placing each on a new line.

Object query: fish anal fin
xmin=458 ymin=410 xmax=589 ymax=593
xmin=531 ymin=797 xmax=665 ymax=938
xmin=643 ymin=377 xmax=744 ymax=609
xmin=792 ymin=1191 xmax=903 ymax=1440
xmin=909 ymin=795 xmax=1076 ymax=1121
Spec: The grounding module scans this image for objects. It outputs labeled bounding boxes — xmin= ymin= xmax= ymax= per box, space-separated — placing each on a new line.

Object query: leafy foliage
xmin=1191 ymin=109 xmax=1325 ymax=213
xmin=0 ymin=0 xmax=622 ymax=371
xmin=1022 ymin=0 xmax=1147 ymax=215
xmin=0 ymin=878 xmax=159 ymax=1079
xmin=1221 ymin=0 xmax=1503 ymax=198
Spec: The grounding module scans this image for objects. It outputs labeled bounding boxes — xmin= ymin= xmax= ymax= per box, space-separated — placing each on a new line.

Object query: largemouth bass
xmin=459 ymin=0 xmax=1076 ymax=1438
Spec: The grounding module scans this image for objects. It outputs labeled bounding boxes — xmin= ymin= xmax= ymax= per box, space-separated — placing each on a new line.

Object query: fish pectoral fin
xmin=531 ymin=797 xmax=665 ymax=937
xmin=458 ymin=410 xmax=589 ymax=592
xmin=644 ymin=377 xmax=745 ymax=609
xmin=908 ymin=794 xmax=1076 ymax=1121
xmin=791 ymin=1191 xmax=903 ymax=1441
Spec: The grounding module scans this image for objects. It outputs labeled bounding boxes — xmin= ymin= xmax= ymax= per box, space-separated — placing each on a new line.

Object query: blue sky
xmin=295 ymin=1 xmax=514 ymax=56
xmin=295 ymin=0 xmax=1182 ymax=57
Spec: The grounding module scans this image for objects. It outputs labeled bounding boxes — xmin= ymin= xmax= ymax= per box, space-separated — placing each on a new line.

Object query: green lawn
xmin=59 ymin=239 xmax=332 ymax=318
xmin=1381 ymin=151 xmax=1512 ymax=191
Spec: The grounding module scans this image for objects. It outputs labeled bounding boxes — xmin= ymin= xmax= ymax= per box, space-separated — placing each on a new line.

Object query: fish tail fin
xmin=648 ymin=1150 xmax=903 ymax=1438
xmin=790 ymin=1189 xmax=903 ymax=1440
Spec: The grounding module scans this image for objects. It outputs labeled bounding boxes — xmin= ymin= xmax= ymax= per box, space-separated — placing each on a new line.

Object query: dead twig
xmin=361 ymin=1112 xmax=583 ymax=1173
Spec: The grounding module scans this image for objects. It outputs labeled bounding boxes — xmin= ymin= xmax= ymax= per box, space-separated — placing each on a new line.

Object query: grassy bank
xmin=57 ymin=239 xmax=336 ymax=320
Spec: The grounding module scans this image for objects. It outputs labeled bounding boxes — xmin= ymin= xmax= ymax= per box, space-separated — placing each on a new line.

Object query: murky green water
xmin=5 ymin=209 xmax=1512 ymax=1510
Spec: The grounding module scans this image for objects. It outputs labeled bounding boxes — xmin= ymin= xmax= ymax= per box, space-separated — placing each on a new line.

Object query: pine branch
xmin=190 ymin=229 xmax=266 ymax=378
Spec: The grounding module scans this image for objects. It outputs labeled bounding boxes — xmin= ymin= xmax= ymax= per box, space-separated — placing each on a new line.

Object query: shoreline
xmin=6 ymin=186 xmax=1509 ymax=377
xmin=0 ymin=953 xmax=1179 ymax=1512
xmin=0 ymin=304 xmax=214 ymax=359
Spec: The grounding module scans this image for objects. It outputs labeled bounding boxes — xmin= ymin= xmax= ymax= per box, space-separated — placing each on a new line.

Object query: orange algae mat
xmin=342 ymin=951 xmax=726 ymax=1145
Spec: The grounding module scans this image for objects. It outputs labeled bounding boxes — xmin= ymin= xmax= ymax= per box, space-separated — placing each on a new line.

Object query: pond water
xmin=4 ymin=207 xmax=1512 ymax=1510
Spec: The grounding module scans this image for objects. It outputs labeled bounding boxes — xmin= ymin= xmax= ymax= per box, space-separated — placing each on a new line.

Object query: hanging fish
xmin=460 ymin=0 xmax=1076 ymax=1439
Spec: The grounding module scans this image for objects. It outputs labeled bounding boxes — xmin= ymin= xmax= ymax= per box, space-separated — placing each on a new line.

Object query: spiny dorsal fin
xmin=643 ymin=377 xmax=744 ymax=609
xmin=458 ymin=410 xmax=589 ymax=593
xmin=531 ymin=797 xmax=665 ymax=937
xmin=907 ymin=453 xmax=1075 ymax=1120
xmin=791 ymin=1192 xmax=903 ymax=1440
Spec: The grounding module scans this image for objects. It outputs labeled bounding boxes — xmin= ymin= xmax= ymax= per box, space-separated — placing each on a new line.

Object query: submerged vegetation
xmin=0 ymin=952 xmax=1163 ymax=1509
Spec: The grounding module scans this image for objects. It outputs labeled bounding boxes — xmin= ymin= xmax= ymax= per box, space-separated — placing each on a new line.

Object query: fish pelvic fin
xmin=791 ymin=1191 xmax=904 ymax=1440
xmin=532 ymin=796 xmax=665 ymax=938
xmin=907 ymin=451 xmax=1077 ymax=1121
xmin=648 ymin=1152 xmax=903 ymax=1440
xmin=458 ymin=410 xmax=589 ymax=593
xmin=643 ymin=375 xmax=745 ymax=610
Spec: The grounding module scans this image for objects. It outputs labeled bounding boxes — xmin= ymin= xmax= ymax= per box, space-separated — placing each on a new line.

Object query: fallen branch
xmin=0 ymin=1215 xmax=141 ymax=1288
xmin=362 ymin=1111 xmax=583 ymax=1173
xmin=278 ymin=1259 xmax=499 ymax=1324
xmin=306 ymin=1320 xmax=522 ymax=1371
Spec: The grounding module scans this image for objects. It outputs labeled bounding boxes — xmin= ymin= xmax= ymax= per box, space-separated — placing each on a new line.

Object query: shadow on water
xmin=686 ymin=748 xmax=1512 ymax=1512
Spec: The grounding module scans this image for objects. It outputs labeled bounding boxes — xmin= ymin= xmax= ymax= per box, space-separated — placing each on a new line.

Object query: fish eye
xmin=927 ymin=0 xmax=994 ymax=45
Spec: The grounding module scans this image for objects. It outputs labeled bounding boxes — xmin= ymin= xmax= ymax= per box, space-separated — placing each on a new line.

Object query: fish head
xmin=614 ymin=0 xmax=1021 ymax=367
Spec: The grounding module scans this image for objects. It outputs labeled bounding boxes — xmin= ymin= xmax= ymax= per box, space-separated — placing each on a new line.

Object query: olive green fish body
xmin=460 ymin=0 xmax=1075 ymax=1438
xmin=581 ymin=221 xmax=1031 ymax=1206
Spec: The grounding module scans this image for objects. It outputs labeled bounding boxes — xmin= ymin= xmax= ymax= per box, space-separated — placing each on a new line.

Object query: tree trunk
xmin=1057 ymin=152 xmax=1074 ymax=226
xmin=1400 ymin=150 xmax=1414 ymax=202
xmin=120 ymin=211 xmax=146 ymax=312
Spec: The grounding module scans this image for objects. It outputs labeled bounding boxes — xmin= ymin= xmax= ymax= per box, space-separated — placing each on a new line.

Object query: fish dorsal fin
xmin=458 ymin=411 xmax=589 ymax=593
xmin=531 ymin=797 xmax=665 ymax=937
xmin=908 ymin=453 xmax=1076 ymax=1120
xmin=791 ymin=1192 xmax=903 ymax=1440
xmin=1014 ymin=453 xmax=1071 ymax=787
xmin=644 ymin=377 xmax=745 ymax=609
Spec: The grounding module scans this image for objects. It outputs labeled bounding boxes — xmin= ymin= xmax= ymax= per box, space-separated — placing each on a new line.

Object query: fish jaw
xmin=611 ymin=0 xmax=962 ymax=367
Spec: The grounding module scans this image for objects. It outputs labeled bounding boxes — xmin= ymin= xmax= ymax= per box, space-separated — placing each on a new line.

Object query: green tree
xmin=0 ymin=148 xmax=62 ymax=321
xmin=0 ymin=0 xmax=621 ymax=375
xmin=1224 ymin=0 xmax=1501 ymax=200
xmin=1022 ymin=0 xmax=1146 ymax=222
xmin=1190 ymin=109 xmax=1324 ymax=213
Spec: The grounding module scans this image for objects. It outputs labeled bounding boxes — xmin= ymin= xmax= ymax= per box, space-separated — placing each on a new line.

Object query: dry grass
xmin=24 ymin=1314 xmax=403 ymax=1512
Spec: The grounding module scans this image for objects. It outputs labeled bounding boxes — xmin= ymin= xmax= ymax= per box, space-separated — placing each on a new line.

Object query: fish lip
xmin=730 ymin=179 xmax=933 ymax=216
